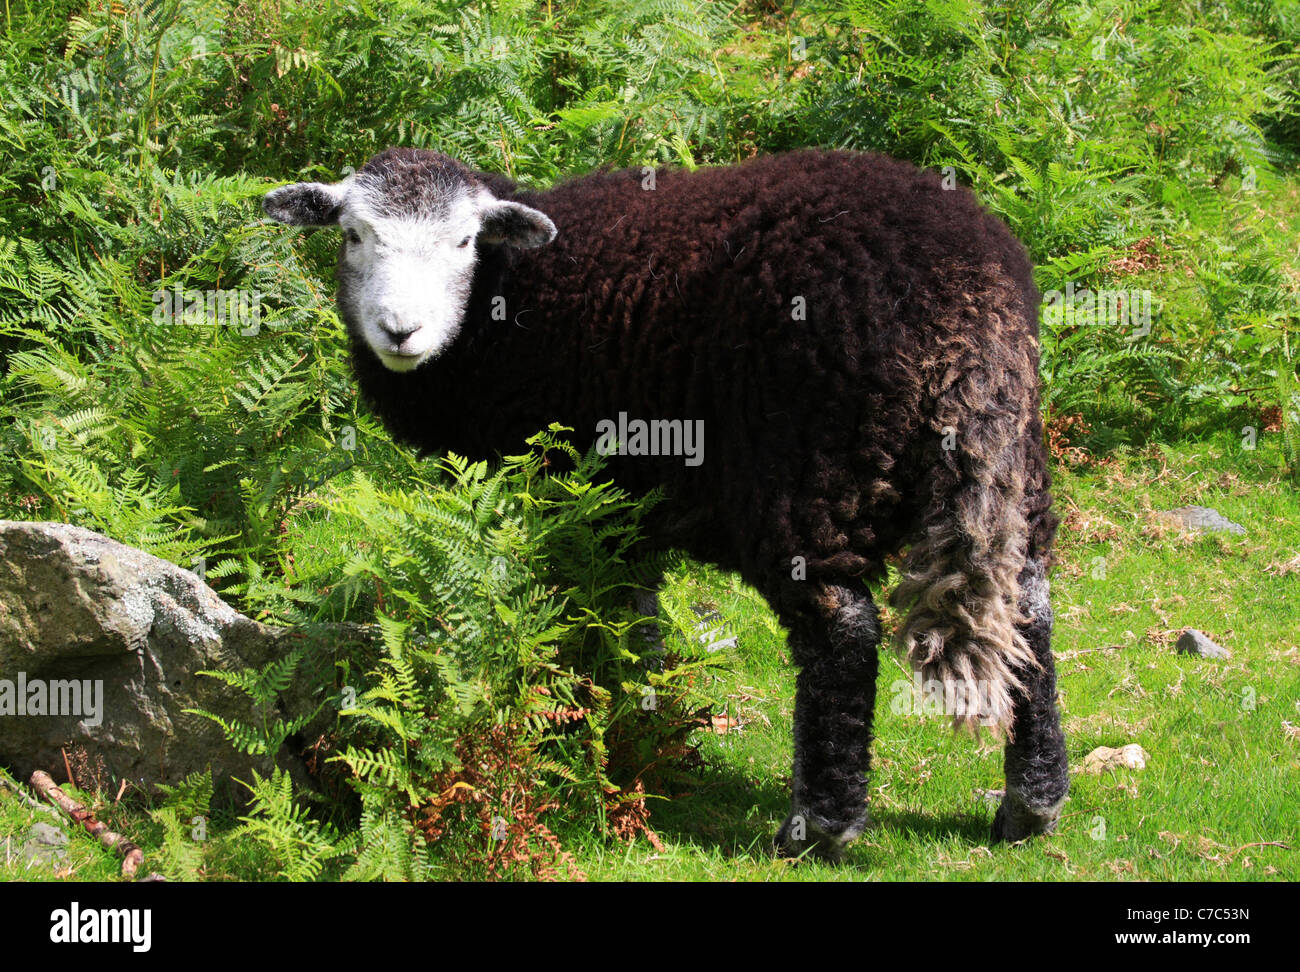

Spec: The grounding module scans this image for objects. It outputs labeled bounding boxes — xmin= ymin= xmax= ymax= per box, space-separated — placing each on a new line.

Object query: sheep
xmin=263 ymin=146 xmax=1069 ymax=859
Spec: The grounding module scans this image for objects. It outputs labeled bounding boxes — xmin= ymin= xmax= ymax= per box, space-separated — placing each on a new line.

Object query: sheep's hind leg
xmin=774 ymin=583 xmax=879 ymax=861
xmin=992 ymin=556 xmax=1069 ymax=842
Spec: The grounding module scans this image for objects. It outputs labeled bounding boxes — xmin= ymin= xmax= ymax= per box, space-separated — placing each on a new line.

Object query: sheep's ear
xmin=262 ymin=181 xmax=346 ymax=226
xmin=478 ymin=200 xmax=557 ymax=249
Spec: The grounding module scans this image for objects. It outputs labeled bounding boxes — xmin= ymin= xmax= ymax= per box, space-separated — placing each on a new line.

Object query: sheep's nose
xmin=376 ymin=313 xmax=421 ymax=342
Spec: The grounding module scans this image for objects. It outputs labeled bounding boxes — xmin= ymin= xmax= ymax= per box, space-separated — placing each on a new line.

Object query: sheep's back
xmin=500 ymin=152 xmax=1038 ymax=567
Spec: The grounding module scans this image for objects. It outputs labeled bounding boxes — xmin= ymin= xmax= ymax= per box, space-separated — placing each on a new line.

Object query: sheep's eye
xmin=345 ymin=229 xmax=362 ymax=246
xmin=457 ymin=235 xmax=472 ymax=248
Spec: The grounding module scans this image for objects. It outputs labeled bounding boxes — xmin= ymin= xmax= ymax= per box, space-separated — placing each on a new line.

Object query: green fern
xmin=234 ymin=769 xmax=348 ymax=881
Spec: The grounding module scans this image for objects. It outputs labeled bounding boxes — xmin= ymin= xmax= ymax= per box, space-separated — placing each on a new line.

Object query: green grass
xmin=5 ymin=439 xmax=1295 ymax=881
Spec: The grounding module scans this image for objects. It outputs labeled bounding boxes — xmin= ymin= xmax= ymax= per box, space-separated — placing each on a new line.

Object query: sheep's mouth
xmin=374 ymin=347 xmax=429 ymax=372
xmin=368 ymin=328 xmax=435 ymax=369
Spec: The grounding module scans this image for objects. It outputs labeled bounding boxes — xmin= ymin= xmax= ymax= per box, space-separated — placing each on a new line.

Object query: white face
xmin=337 ymin=188 xmax=486 ymax=372
xmin=263 ymin=153 xmax=557 ymax=373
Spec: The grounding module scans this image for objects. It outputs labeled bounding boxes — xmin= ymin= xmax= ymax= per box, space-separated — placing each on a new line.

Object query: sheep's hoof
xmin=990 ymin=789 xmax=1066 ymax=844
xmin=773 ymin=811 xmax=864 ymax=862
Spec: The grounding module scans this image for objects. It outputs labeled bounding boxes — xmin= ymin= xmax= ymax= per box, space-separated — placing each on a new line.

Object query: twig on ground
xmin=1056 ymin=645 xmax=1123 ymax=661
xmin=29 ymin=770 xmax=148 ymax=880
xmin=1227 ymin=840 xmax=1290 ymax=859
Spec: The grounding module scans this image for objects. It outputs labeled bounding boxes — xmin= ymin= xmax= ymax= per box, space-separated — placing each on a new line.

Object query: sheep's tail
xmin=888 ymin=286 xmax=1041 ymax=736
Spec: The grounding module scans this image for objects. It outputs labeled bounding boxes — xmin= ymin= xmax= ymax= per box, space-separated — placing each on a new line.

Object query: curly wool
xmin=347 ymin=147 xmax=1058 ymax=735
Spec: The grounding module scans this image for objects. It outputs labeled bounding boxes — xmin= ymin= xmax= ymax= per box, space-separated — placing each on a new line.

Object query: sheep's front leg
xmin=992 ymin=557 xmax=1069 ymax=842
xmin=774 ymin=583 xmax=880 ymax=860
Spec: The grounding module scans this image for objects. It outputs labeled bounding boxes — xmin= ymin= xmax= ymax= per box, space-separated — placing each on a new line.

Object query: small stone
xmin=1083 ymin=744 xmax=1149 ymax=774
xmin=21 ymin=821 xmax=69 ymax=866
xmin=1157 ymin=506 xmax=1246 ymax=536
xmin=1176 ymin=628 xmax=1230 ymax=659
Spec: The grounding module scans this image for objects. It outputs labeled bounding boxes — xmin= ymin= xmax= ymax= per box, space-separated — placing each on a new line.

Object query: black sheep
xmin=264 ymin=147 xmax=1069 ymax=858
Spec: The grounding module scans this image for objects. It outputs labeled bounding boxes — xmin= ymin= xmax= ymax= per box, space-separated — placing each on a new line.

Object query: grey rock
xmin=0 ymin=520 xmax=377 ymax=795
xmin=1176 ymin=628 xmax=1231 ymax=659
xmin=20 ymin=821 xmax=68 ymax=866
xmin=1158 ymin=506 xmax=1246 ymax=535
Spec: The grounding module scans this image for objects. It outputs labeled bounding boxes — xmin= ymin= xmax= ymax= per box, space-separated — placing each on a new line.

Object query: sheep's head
xmin=263 ymin=148 xmax=556 ymax=372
